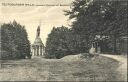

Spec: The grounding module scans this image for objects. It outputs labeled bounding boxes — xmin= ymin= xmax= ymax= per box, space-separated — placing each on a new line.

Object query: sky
xmin=0 ymin=0 xmax=74 ymax=45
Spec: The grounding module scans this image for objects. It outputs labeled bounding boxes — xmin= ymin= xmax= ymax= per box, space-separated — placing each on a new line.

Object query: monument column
xmin=36 ymin=46 xmax=38 ymax=56
xmin=40 ymin=46 xmax=42 ymax=56
xmin=38 ymin=46 xmax=40 ymax=56
xmin=37 ymin=46 xmax=39 ymax=56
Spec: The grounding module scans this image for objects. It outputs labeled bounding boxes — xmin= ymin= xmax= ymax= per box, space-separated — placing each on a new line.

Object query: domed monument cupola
xmin=31 ymin=24 xmax=45 ymax=58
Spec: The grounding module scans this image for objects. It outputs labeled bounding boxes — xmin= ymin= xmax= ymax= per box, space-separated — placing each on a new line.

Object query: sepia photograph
xmin=0 ymin=0 xmax=127 ymax=81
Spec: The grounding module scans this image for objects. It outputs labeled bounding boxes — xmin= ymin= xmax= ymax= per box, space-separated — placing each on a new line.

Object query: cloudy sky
xmin=0 ymin=0 xmax=74 ymax=45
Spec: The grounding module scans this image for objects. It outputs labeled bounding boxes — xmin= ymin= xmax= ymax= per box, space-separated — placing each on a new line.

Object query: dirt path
xmin=100 ymin=54 xmax=127 ymax=81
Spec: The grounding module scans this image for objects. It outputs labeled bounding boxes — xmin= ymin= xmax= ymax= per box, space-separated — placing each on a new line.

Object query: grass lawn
xmin=0 ymin=55 xmax=123 ymax=81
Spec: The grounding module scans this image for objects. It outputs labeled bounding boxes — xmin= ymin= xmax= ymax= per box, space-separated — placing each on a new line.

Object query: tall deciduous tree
xmin=0 ymin=20 xmax=31 ymax=59
xmin=45 ymin=26 xmax=71 ymax=59
xmin=65 ymin=0 xmax=127 ymax=54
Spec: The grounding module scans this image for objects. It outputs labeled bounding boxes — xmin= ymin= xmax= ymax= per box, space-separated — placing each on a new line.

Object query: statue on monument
xmin=36 ymin=20 xmax=42 ymax=37
xmin=37 ymin=26 xmax=40 ymax=37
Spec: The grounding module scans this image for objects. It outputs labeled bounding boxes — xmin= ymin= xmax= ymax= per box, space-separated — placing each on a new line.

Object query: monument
xmin=31 ymin=24 xmax=45 ymax=58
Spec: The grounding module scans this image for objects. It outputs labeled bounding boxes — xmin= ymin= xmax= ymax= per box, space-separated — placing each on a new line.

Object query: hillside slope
xmin=0 ymin=54 xmax=126 ymax=81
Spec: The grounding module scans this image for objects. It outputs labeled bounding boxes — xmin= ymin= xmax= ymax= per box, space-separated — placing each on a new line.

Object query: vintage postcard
xmin=0 ymin=0 xmax=127 ymax=81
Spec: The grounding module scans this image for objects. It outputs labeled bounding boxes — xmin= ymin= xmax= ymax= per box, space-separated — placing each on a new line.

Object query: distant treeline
xmin=0 ymin=21 xmax=31 ymax=60
xmin=45 ymin=0 xmax=127 ymax=59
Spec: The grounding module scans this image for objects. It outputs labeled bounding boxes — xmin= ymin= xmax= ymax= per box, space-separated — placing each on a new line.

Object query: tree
xmin=45 ymin=26 xmax=71 ymax=59
xmin=45 ymin=25 xmax=91 ymax=59
xmin=0 ymin=20 xmax=31 ymax=59
xmin=65 ymin=0 xmax=127 ymax=54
